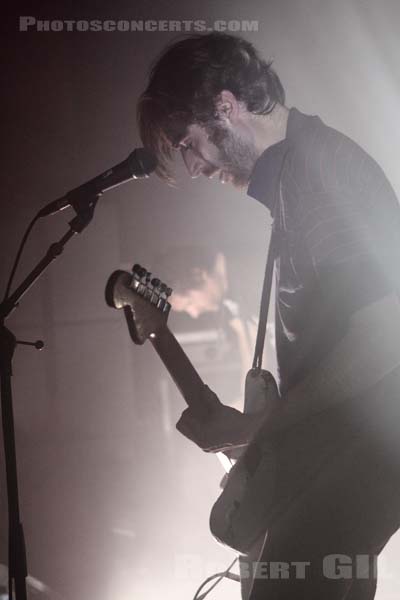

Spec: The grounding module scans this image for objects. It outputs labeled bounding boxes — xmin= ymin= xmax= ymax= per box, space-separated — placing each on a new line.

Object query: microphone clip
xmin=68 ymin=193 xmax=99 ymax=234
xmin=16 ymin=339 xmax=44 ymax=350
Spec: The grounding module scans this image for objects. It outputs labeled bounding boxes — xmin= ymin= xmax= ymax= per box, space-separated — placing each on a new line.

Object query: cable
xmin=192 ymin=557 xmax=239 ymax=600
xmin=3 ymin=213 xmax=40 ymax=301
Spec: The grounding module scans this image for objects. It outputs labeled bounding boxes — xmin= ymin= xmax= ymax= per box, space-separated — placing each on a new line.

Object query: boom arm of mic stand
xmin=0 ymin=194 xmax=99 ymax=600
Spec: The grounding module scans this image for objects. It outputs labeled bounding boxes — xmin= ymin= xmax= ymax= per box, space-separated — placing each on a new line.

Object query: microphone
xmin=38 ymin=147 xmax=157 ymax=218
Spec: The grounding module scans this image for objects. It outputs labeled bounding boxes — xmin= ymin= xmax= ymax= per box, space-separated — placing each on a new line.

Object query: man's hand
xmin=176 ymin=385 xmax=256 ymax=452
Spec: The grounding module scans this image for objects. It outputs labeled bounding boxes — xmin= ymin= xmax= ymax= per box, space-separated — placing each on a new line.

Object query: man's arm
xmin=269 ymin=292 xmax=400 ymax=431
xmin=176 ymin=386 xmax=260 ymax=452
xmin=177 ymin=293 xmax=400 ymax=451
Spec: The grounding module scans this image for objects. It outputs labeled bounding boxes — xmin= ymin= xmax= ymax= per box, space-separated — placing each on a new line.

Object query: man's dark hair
xmin=137 ymin=33 xmax=285 ymax=182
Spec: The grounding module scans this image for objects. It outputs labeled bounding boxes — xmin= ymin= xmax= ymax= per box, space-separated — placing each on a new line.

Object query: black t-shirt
xmin=248 ymin=107 xmax=400 ymax=394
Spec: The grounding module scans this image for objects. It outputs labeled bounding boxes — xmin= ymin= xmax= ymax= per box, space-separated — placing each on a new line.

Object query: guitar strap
xmin=252 ymin=151 xmax=288 ymax=373
xmin=251 ymin=230 xmax=276 ymax=371
xmin=240 ymin=154 xmax=289 ymax=600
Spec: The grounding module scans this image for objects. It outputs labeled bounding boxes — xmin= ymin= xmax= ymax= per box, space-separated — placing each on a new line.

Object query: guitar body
xmin=210 ymin=369 xmax=280 ymax=554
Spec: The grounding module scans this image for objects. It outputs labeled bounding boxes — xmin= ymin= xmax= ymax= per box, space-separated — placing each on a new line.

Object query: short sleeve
xmin=294 ymin=133 xmax=400 ymax=313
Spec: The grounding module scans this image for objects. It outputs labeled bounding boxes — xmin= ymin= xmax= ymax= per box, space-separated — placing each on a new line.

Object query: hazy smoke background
xmin=2 ymin=1 xmax=400 ymax=598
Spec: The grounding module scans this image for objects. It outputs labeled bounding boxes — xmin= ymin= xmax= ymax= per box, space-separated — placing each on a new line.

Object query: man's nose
xmin=181 ymin=148 xmax=203 ymax=178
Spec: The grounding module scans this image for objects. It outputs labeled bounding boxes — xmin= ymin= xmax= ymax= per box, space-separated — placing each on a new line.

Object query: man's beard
xmin=204 ymin=120 xmax=259 ymax=188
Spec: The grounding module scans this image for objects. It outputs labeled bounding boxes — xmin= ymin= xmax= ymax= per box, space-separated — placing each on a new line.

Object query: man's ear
xmin=214 ymin=90 xmax=240 ymax=123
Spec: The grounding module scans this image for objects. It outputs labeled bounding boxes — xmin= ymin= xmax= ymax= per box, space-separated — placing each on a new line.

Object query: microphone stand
xmin=0 ymin=194 xmax=99 ymax=600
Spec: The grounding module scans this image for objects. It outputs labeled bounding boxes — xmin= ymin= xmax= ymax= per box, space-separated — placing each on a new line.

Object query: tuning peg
xmin=132 ymin=263 xmax=142 ymax=275
xmin=132 ymin=264 xmax=148 ymax=279
xmin=158 ymin=283 xmax=172 ymax=297
xmin=151 ymin=277 xmax=161 ymax=288
xmin=156 ymin=297 xmax=166 ymax=310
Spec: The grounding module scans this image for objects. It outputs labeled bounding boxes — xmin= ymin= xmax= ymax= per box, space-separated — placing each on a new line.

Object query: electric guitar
xmin=105 ymin=264 xmax=281 ymax=555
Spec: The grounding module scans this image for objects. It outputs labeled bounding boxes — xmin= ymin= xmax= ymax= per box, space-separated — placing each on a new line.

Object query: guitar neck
xmin=150 ymin=325 xmax=209 ymax=418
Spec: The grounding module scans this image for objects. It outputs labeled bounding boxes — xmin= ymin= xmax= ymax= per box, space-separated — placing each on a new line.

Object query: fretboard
xmin=150 ymin=325 xmax=210 ymax=420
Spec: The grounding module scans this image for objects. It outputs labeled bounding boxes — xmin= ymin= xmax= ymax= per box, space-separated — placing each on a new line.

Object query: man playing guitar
xmin=135 ymin=32 xmax=400 ymax=599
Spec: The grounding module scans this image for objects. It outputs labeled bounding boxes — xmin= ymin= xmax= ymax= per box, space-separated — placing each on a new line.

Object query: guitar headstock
xmin=105 ymin=264 xmax=172 ymax=345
